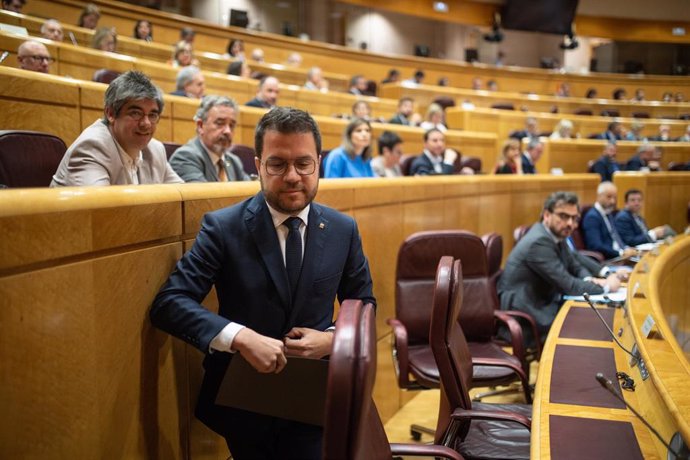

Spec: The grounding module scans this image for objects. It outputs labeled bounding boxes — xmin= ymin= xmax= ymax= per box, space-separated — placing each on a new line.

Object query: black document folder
xmin=216 ymin=354 xmax=330 ymax=426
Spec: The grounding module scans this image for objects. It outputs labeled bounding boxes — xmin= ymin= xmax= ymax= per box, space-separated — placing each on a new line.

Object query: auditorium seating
xmin=429 ymin=257 xmax=531 ymax=459
xmin=0 ymin=130 xmax=66 ymax=187
xmin=229 ymin=144 xmax=258 ymax=176
xmin=323 ymin=299 xmax=464 ymax=460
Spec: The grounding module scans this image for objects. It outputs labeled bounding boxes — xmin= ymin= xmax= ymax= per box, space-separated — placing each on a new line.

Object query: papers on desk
xmin=563 ymin=288 xmax=627 ymax=303
xmin=635 ymin=242 xmax=659 ymax=251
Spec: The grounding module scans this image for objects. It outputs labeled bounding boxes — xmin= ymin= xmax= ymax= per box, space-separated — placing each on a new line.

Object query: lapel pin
xmin=319 ymin=222 xmax=325 ymax=229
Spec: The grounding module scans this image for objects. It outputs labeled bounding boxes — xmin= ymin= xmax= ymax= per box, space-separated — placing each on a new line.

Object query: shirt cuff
xmin=598 ymin=266 xmax=611 ymax=277
xmin=325 ymin=326 xmax=335 ymax=332
xmin=209 ymin=322 xmax=245 ymax=353
xmin=647 ymin=230 xmax=657 ymax=241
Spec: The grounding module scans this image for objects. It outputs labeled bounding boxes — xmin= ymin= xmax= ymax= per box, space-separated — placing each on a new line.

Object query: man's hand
xmin=604 ymin=273 xmax=621 ymax=292
xmin=284 ymin=328 xmax=333 ymax=359
xmin=443 ymin=148 xmax=458 ymax=165
xmin=232 ymin=328 xmax=287 ymax=373
xmin=622 ymin=248 xmax=638 ymax=258
xmin=652 ymin=226 xmax=666 ymax=238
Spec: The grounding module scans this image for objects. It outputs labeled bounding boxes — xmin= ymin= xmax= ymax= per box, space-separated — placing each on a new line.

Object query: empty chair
xmin=323 ymin=299 xmax=463 ymax=460
xmin=459 ymin=156 xmax=481 ymax=174
xmin=574 ymin=108 xmax=593 ymax=116
xmin=600 ymin=109 xmax=620 ymax=117
xmin=430 ymin=257 xmax=531 ymax=459
xmin=399 ymin=154 xmax=415 ymax=176
xmin=632 ymin=111 xmax=650 ymax=119
xmin=92 ymin=69 xmax=121 ymax=84
xmin=0 ymin=130 xmax=67 ymax=187
xmin=229 ymin=144 xmax=258 ymax=176
xmin=162 ymin=142 xmax=181 ymax=160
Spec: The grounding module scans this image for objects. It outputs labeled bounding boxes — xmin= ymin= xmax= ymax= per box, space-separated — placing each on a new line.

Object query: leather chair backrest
xmin=399 ymin=154 xmax=415 ymax=176
xmin=482 ymin=232 xmax=503 ymax=304
xmin=364 ymin=80 xmax=377 ymax=97
xmin=601 ymin=109 xmax=620 ymax=117
xmin=491 ymin=103 xmax=515 ymax=111
xmin=573 ymin=204 xmax=594 ymax=250
xmin=0 ymin=130 xmax=67 ymax=187
xmin=513 ymin=224 xmax=531 ymax=247
xmin=433 ymin=96 xmax=456 ymax=110
xmin=574 ymin=108 xmax=593 ymax=116
xmin=459 ymin=156 xmax=481 ymax=174
xmin=429 ymin=258 xmax=474 ymax=442
xmin=230 ymin=144 xmax=258 ymax=176
xmin=323 ymin=300 xmax=390 ymax=460
xmin=396 ymin=231 xmax=496 ymax=344
xmin=92 ymin=69 xmax=121 ymax=84
xmin=163 ymin=142 xmax=181 ymax=160
xmin=632 ymin=112 xmax=650 ymax=119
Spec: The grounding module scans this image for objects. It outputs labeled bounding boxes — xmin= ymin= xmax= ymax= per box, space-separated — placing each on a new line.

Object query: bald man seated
xmin=17 ymin=40 xmax=53 ymax=74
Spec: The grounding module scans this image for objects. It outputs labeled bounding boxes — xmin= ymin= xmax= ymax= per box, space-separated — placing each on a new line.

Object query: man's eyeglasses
xmin=21 ymin=55 xmax=54 ymax=64
xmin=262 ymin=158 xmax=317 ymax=176
xmin=125 ymin=109 xmax=160 ymax=124
xmin=554 ymin=212 xmax=580 ymax=223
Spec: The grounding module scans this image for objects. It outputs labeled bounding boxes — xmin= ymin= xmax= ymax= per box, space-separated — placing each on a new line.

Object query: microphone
xmin=583 ymin=293 xmax=640 ymax=366
xmin=68 ymin=32 xmax=78 ymax=46
xmin=0 ymin=51 xmax=9 ymax=64
xmin=595 ymin=373 xmax=688 ymax=459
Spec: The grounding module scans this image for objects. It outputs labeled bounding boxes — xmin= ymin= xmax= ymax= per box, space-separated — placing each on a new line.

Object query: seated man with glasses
xmin=498 ymin=191 xmax=620 ymax=347
xmin=17 ymin=40 xmax=54 ymax=74
xmin=52 ymin=71 xmax=182 ymax=186
xmin=151 ymin=107 xmax=375 ymax=459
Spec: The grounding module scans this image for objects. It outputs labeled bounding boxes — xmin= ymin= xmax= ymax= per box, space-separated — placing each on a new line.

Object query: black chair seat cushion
xmin=453 ymin=402 xmax=532 ymax=460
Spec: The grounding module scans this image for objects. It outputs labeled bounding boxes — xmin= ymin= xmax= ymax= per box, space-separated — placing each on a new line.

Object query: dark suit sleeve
xmin=625 ymin=157 xmax=643 ymax=171
xmin=150 ymin=212 xmax=230 ymax=352
xmin=526 ymin=237 xmax=603 ymax=295
xmin=582 ymin=211 xmax=619 ymax=259
xmin=336 ymin=218 xmax=376 ymax=311
xmin=169 ymin=146 xmax=209 ymax=183
xmin=615 ymin=212 xmax=648 ymax=246
xmin=591 ymin=160 xmax=607 ymax=182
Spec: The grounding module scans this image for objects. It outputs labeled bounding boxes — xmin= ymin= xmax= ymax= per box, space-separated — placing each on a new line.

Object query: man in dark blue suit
xmin=409 ymin=128 xmax=456 ymax=175
xmin=582 ymin=181 xmax=637 ymax=260
xmin=150 ymin=107 xmax=375 ymax=459
xmin=590 ymin=142 xmax=620 ymax=182
xmin=615 ymin=189 xmax=669 ymax=246
xmin=521 ymin=139 xmax=543 ymax=174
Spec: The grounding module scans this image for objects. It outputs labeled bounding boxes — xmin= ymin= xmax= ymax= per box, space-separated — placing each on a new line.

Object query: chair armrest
xmin=450 ymin=407 xmax=531 ymax=430
xmin=500 ymin=310 xmax=542 ymax=361
xmin=493 ymin=311 xmax=526 ymax=364
xmin=470 ymin=356 xmax=533 ymax=403
xmin=579 ymin=249 xmax=605 ymax=263
xmin=390 ymin=443 xmax=465 ymax=460
xmin=386 ymin=318 xmax=413 ymax=389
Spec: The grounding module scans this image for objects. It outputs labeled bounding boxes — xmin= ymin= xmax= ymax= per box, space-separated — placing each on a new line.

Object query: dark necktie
xmin=633 ymin=214 xmax=652 ymax=242
xmin=284 ymin=217 xmax=303 ymax=295
xmin=607 ymin=214 xmax=626 ymax=249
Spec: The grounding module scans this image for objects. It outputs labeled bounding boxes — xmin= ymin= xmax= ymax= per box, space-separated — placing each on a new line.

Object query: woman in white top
xmin=420 ymin=103 xmax=447 ymax=132
xmin=550 ymin=119 xmax=574 ymax=139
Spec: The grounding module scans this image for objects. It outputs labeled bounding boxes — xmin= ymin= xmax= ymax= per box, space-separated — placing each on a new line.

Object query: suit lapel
xmin=286 ymin=204 xmax=328 ymax=329
xmin=195 ymin=138 xmax=219 ymax=181
xmin=244 ymin=194 xmax=291 ymax=310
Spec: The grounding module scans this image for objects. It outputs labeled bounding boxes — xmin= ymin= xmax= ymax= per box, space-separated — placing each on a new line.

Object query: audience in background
xmin=171 ymin=66 xmax=205 ymax=99
xmin=304 ymin=66 xmax=327 ymax=91
xmin=471 ymin=77 xmax=482 ymax=90
xmin=661 ymin=92 xmax=673 ymax=102
xmin=92 ymin=27 xmax=117 ymax=52
xmin=612 ymin=88 xmax=627 ymax=100
xmin=381 ymin=68 xmax=400 ymax=84
xmin=615 ymin=189 xmax=671 ymax=246
xmin=487 ymin=80 xmax=499 ymax=91
xmin=179 ymin=26 xmax=195 ymax=44
xmin=625 ymin=143 xmax=660 ymax=171
xmin=677 ymin=125 xmax=690 ymax=142
xmin=389 ymin=97 xmax=420 ymax=126
xmin=403 ymin=69 xmax=425 ymax=85
xmin=597 ymin=121 xmax=624 ymax=142
xmin=134 ymin=20 xmax=153 ymax=41
xmin=17 ymin=40 xmax=53 ymax=74
xmin=585 ymin=88 xmax=598 ymax=98
xmin=550 ymin=119 xmax=574 ymax=139
xmin=250 ymin=48 xmax=264 ymax=62
xmin=631 ymin=88 xmax=645 ymax=102
xmin=246 ymin=76 xmax=280 ymax=109
xmin=2 ymin=0 xmax=24 ymax=13
xmin=51 ymin=71 xmax=183 ymax=186
xmin=582 ymin=181 xmax=637 ymax=259
xmin=591 ymin=143 xmax=620 ymax=182
xmin=169 ymin=95 xmax=249 ymax=183
xmin=351 ymin=100 xmax=372 ymax=121
xmin=674 ymin=92 xmax=684 ymax=102
xmin=78 ymin=3 xmax=101 ymax=29
xmin=437 ymin=76 xmax=449 ymax=87
xmin=40 ymin=19 xmax=64 ymax=42
xmin=348 ymin=75 xmax=368 ymax=96
xmin=371 ymin=131 xmax=403 ymax=178
xmin=285 ymin=52 xmax=302 ymax=66
xmin=409 ymin=129 xmax=456 ymax=176
xmin=225 ymin=39 xmax=245 ymax=60
xmin=625 ymin=122 xmax=646 ymax=141
xmin=323 ymin=118 xmax=374 ymax=178
xmin=170 ymin=40 xmax=198 ymax=68
xmin=419 ymin=103 xmax=447 ymax=132
xmin=521 ymin=139 xmax=544 ymax=174
xmin=651 ymin=124 xmax=672 ymax=142
xmin=510 ymin=116 xmax=540 ymax=141
xmin=494 ymin=138 xmax=523 ymax=174
xmin=555 ymin=82 xmax=571 ymax=97
xmin=226 ymin=60 xmax=251 ymax=78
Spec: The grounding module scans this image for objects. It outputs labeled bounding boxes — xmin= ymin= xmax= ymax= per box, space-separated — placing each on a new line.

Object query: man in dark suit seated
xmin=582 ymin=181 xmax=638 ymax=260
xmin=170 ymin=66 xmax=205 ymax=99
xmin=169 ymin=95 xmax=250 ymax=182
xmin=625 ymin=143 xmax=661 ymax=171
xmin=509 ymin=116 xmax=540 ymax=142
xmin=498 ymin=191 xmax=620 ymax=346
xmin=615 ymin=188 xmax=671 ymax=246
xmin=595 ymin=121 xmax=624 ymax=142
xmin=590 ymin=142 xmax=620 ymax=182
xmin=409 ymin=128 xmax=457 ymax=175
xmin=388 ymin=97 xmax=420 ymax=126
xmin=245 ymin=75 xmax=280 ymax=109
xmin=521 ymin=139 xmax=543 ymax=174
xmin=150 ymin=107 xmax=376 ymax=459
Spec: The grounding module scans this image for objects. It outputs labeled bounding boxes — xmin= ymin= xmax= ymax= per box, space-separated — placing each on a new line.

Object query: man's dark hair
xmin=103 ymin=70 xmax=163 ymax=124
xmin=398 ymin=96 xmax=414 ymax=107
xmin=608 ymin=121 xmax=620 ymax=131
xmin=543 ymin=191 xmax=579 ymax=213
xmin=378 ymin=131 xmax=402 ymax=155
xmin=624 ymin=188 xmax=643 ymax=202
xmin=255 ymin=107 xmax=321 ymax=159
xmin=423 ymin=128 xmax=443 ymax=142
xmin=414 ymin=69 xmax=425 ymax=79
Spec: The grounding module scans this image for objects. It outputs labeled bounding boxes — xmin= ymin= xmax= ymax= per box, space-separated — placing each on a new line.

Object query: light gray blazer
xmin=169 ymin=137 xmax=249 ymax=183
xmin=50 ymin=120 xmax=182 ymax=187
xmin=498 ymin=222 xmax=604 ymax=345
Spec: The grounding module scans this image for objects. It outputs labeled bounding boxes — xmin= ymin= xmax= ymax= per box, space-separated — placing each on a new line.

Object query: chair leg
xmin=410 ymin=423 xmax=436 ymax=441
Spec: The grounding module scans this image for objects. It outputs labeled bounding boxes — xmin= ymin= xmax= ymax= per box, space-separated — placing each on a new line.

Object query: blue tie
xmin=607 ymin=214 xmax=626 ymax=249
xmin=284 ymin=217 xmax=303 ymax=295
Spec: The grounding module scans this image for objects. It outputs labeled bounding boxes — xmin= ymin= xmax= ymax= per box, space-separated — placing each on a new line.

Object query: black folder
xmin=216 ymin=354 xmax=329 ymax=426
